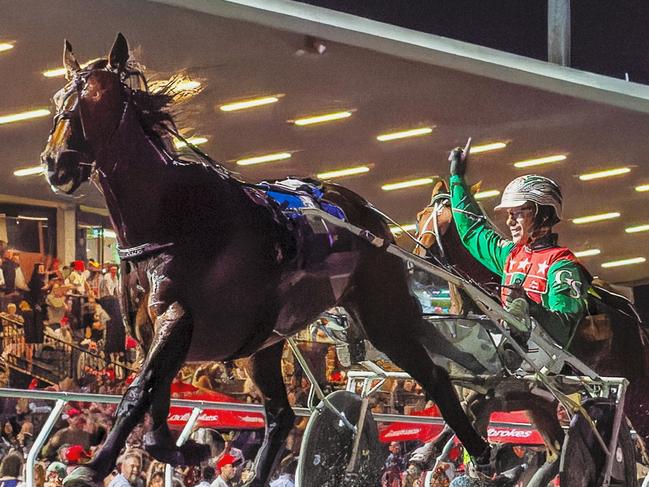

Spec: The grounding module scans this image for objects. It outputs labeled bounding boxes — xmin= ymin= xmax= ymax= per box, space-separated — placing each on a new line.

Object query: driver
xmin=448 ymin=141 xmax=591 ymax=349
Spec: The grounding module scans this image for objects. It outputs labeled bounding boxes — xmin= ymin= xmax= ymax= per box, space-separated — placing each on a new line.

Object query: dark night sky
xmin=301 ymin=1 xmax=649 ymax=85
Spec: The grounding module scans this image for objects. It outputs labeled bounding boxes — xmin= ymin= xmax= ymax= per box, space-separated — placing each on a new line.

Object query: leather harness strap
xmin=117 ymin=242 xmax=174 ymax=261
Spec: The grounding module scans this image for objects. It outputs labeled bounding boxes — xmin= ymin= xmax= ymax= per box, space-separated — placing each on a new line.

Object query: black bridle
xmin=47 ymin=70 xmax=100 ymax=186
xmin=48 ymin=63 xmax=236 ymax=203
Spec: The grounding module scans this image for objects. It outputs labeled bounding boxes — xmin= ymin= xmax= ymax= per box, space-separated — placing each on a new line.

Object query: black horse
xmin=41 ymin=34 xmax=493 ymax=485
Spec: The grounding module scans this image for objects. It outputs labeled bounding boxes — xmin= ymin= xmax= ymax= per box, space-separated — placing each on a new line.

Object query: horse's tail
xmin=589 ymin=282 xmax=643 ymax=324
xmin=586 ymin=283 xmax=649 ymax=379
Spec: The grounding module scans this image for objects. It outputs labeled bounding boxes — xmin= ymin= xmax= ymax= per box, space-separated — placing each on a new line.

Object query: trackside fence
xmin=0 ymin=388 xmax=535 ymax=486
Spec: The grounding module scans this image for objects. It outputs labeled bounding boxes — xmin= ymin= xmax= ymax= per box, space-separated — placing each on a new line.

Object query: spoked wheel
xmin=296 ymin=390 xmax=385 ymax=487
xmin=560 ymin=399 xmax=637 ymax=487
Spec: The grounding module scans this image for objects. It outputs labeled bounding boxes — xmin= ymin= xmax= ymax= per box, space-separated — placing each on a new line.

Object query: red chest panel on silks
xmin=501 ymin=245 xmax=576 ymax=304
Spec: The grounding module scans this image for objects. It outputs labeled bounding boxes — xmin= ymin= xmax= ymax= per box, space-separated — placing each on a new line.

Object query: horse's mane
xmin=88 ymin=58 xmax=233 ymax=179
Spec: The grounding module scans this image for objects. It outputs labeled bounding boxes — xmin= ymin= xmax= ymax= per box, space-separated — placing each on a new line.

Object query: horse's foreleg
xmin=140 ymin=302 xmax=209 ymax=466
xmin=247 ymin=341 xmax=295 ymax=487
xmin=84 ymin=302 xmax=194 ymax=479
xmin=76 ymin=368 xmax=153 ymax=481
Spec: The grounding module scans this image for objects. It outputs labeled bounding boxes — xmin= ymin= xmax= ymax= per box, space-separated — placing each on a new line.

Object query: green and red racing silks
xmin=449 ymin=174 xmax=590 ymax=346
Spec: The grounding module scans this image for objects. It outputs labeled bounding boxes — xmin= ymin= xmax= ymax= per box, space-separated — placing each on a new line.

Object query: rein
xmin=161 ymin=124 xmax=232 ymax=180
xmin=364 ymin=204 xmax=423 ymax=248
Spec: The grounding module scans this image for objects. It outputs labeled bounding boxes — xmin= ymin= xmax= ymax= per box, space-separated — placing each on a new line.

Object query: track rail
xmin=0 ymin=385 xmax=546 ymax=487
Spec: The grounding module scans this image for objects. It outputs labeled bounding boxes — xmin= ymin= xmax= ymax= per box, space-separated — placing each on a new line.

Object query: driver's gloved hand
xmin=449 ymin=147 xmax=468 ymax=177
xmin=505 ymin=297 xmax=532 ymax=346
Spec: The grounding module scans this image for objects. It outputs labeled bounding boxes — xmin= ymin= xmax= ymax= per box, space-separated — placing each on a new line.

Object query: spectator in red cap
xmin=63 ymin=444 xmax=92 ymax=464
xmin=42 ymin=411 xmax=93 ymax=460
xmin=66 ymin=407 xmax=82 ymax=418
xmin=212 ymin=454 xmax=237 ymax=487
xmin=125 ymin=336 xmax=138 ymax=350
xmin=55 ymin=314 xmax=73 ymax=347
xmin=65 ymin=261 xmax=89 ymax=295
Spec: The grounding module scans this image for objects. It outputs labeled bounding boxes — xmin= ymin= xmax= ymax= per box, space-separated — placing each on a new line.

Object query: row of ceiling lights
xmin=215 ymin=98 xmax=649 ymax=269
xmin=1 ymin=47 xmax=646 ymax=269
xmin=0 ymin=47 xmax=645 ymax=178
xmin=389 ymin=221 xmax=647 ymax=268
xmin=1 ymin=55 xmax=648 ymax=199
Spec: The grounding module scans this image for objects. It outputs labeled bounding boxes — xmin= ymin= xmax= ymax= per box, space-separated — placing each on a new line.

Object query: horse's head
xmin=414 ymin=179 xmax=481 ymax=259
xmin=414 ymin=180 xmax=452 ymax=258
xmin=41 ymin=34 xmax=131 ymax=194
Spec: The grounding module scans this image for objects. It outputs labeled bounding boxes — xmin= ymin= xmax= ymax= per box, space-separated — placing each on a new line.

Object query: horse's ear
xmin=428 ymin=179 xmax=449 ymax=204
xmin=432 ymin=180 xmax=446 ymax=196
xmin=63 ymin=40 xmax=80 ymax=80
xmin=470 ymin=181 xmax=482 ymax=194
xmin=109 ymin=33 xmax=129 ymax=71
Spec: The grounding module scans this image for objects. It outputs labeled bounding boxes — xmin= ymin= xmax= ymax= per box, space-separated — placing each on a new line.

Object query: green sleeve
xmin=449 ymin=174 xmax=514 ymax=276
xmin=529 ymin=259 xmax=590 ymax=347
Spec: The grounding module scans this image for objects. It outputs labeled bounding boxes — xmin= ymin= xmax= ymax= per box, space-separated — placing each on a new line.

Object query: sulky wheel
xmin=296 ymin=390 xmax=385 ymax=487
xmin=560 ymin=399 xmax=637 ymax=487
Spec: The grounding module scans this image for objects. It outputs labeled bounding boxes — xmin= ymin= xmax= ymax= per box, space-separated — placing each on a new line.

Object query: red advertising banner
xmin=167 ymin=381 xmax=265 ymax=430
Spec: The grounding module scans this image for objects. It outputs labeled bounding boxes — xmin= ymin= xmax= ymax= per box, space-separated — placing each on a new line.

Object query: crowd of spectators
xmin=0 ymin=240 xmax=134 ymax=390
xmin=0 ymin=240 xmax=551 ymax=486
xmin=0 ymin=232 xmax=309 ymax=485
xmin=0 ymin=361 xmax=303 ymax=486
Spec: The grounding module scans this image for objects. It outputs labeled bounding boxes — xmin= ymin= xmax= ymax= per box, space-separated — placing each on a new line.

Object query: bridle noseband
xmin=50 ymin=75 xmax=84 ymax=135
xmin=49 ymin=71 xmax=97 ymax=181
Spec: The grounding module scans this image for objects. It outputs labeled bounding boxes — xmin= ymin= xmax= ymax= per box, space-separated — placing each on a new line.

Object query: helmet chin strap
xmin=530 ymin=225 xmax=552 ymax=243
xmin=528 ymin=202 xmax=556 ymax=242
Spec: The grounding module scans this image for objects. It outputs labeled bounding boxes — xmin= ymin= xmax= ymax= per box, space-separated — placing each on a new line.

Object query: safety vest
xmin=501 ymin=244 xmax=577 ymax=305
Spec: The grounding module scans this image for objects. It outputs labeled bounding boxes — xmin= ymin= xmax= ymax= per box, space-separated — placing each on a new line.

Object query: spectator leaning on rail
xmin=448 ymin=140 xmax=590 ymax=348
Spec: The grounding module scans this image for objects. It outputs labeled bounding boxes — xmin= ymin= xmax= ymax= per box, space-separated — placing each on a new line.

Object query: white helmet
xmin=494 ymin=175 xmax=563 ymax=220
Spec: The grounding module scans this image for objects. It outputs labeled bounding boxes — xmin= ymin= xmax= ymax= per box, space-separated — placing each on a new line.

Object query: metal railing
xmin=1 ymin=313 xmax=135 ymax=384
xmin=0 ymin=388 xmax=275 ymax=487
xmin=0 ymin=385 xmax=545 ymax=486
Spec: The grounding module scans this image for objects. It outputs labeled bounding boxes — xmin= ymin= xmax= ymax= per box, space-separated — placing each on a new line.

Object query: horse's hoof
xmin=178 ymin=439 xmax=211 ymax=464
xmin=145 ymin=438 xmax=209 ymax=466
xmin=62 ymin=466 xmax=97 ymax=487
xmin=145 ymin=440 xmax=184 ymax=465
